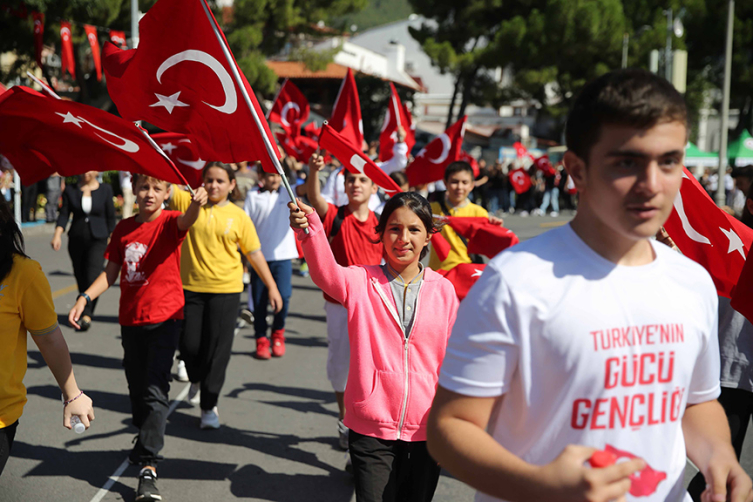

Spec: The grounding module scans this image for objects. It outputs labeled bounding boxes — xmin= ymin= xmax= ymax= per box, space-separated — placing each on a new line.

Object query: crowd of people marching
xmin=3 ymin=68 xmax=753 ymax=502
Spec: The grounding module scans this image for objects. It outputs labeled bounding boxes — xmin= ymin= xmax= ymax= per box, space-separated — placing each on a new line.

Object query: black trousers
xmin=181 ymin=291 xmax=241 ymax=410
xmin=688 ymin=387 xmax=753 ymax=500
xmin=68 ymin=226 xmax=107 ymax=318
xmin=349 ymin=430 xmax=441 ymax=502
xmin=0 ymin=421 xmax=19 ymax=476
xmin=122 ymin=321 xmax=180 ymax=465
xmin=21 ymin=183 xmax=37 ymax=222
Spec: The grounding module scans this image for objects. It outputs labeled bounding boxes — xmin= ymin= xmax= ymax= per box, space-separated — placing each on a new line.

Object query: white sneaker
xmin=187 ymin=382 xmax=201 ymax=406
xmin=200 ymin=406 xmax=220 ymax=429
xmin=550 ymin=211 xmax=559 ymax=217
xmin=520 ymin=210 xmax=529 ymax=217
xmin=176 ymin=360 xmax=189 ymax=382
xmin=337 ymin=419 xmax=349 ymax=450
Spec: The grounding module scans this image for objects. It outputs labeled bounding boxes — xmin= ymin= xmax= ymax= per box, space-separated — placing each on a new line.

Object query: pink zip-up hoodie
xmin=295 ymin=211 xmax=458 ymax=442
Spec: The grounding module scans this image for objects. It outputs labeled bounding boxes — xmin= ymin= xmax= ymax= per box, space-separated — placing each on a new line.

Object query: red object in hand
xmin=588 ymin=450 xmax=617 ymax=468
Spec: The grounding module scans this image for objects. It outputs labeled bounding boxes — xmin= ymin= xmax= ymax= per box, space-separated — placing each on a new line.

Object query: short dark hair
xmin=375 ymin=192 xmax=439 ymax=260
xmin=565 ymin=69 xmax=688 ymax=162
xmin=444 ymin=161 xmax=474 ymax=181
xmin=389 ymin=170 xmax=408 ymax=188
xmin=343 ymin=168 xmax=374 ymax=185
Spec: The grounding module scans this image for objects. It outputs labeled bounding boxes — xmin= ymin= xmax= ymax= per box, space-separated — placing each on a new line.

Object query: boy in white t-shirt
xmin=427 ymin=69 xmax=753 ymax=502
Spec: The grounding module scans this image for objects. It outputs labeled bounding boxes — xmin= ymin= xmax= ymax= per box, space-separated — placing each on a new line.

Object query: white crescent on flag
xmin=155 ymin=50 xmax=237 ymax=114
xmin=429 ymin=134 xmax=451 ymax=164
xmin=55 ymin=111 xmax=139 ymax=153
xmin=281 ymin=102 xmax=300 ymax=128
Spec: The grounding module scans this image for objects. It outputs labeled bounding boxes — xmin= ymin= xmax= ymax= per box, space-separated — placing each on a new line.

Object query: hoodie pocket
xmin=352 ymin=370 xmax=403 ymax=424
xmin=404 ymin=372 xmax=439 ymax=427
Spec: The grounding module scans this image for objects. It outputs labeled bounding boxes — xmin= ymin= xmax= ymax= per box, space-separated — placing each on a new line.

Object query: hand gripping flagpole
xmin=199 ymin=0 xmax=306 ymax=232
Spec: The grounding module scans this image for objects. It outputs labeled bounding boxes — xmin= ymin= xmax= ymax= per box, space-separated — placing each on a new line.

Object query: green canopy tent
xmin=685 ymin=142 xmax=718 ymax=168
xmin=728 ymin=130 xmax=753 ymax=167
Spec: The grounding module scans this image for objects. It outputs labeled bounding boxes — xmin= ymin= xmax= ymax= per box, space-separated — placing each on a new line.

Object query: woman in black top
xmin=51 ymin=171 xmax=115 ymax=331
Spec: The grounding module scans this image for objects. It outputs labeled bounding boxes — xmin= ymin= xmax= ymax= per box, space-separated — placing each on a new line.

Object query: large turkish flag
xmin=0 ymin=86 xmax=185 ymax=186
xmin=664 ymin=167 xmax=753 ymax=298
xmin=268 ymin=79 xmax=309 ymax=137
xmin=330 ymin=68 xmax=364 ymax=150
xmin=102 ymin=0 xmax=280 ymax=173
xmin=406 ymin=115 xmax=466 ymax=186
xmin=319 ymin=123 xmax=402 ymax=196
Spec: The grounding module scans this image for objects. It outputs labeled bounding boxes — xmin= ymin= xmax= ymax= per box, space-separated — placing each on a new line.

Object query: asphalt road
xmin=2 ymin=211 xmax=752 ymax=502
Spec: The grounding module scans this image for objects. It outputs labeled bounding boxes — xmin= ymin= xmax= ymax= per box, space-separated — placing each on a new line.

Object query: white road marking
xmin=88 ymin=383 xmax=191 ymax=502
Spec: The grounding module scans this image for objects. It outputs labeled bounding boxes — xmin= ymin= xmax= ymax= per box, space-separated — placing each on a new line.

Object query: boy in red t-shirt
xmin=68 ymin=175 xmax=206 ymax=502
xmin=306 ymin=153 xmax=382 ymax=454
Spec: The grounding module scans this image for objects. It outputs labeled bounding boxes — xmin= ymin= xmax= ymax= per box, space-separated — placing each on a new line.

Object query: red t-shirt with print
xmin=104 ymin=210 xmax=187 ymax=326
xmin=321 ymin=203 xmax=383 ymax=303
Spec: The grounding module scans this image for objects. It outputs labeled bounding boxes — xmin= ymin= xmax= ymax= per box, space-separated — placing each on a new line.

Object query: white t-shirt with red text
xmin=439 ymin=224 xmax=720 ymax=502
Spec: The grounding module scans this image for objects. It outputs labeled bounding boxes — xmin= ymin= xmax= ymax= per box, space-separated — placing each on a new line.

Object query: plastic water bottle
xmin=70 ymin=415 xmax=85 ymax=434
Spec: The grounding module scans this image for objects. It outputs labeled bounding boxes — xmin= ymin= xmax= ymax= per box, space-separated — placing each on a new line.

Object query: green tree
xmin=222 ymin=0 xmax=367 ymax=95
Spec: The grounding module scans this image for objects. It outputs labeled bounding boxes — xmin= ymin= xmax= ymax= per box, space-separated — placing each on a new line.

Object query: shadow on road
xmin=229 ymin=463 xmax=354 ymax=502
xmin=286 ymin=312 xmax=326 ymax=323
xmin=28 ymin=350 xmax=123 ymax=371
xmin=292 ymin=283 xmax=323 ymax=292
xmin=26 ymin=385 xmax=132 ymax=415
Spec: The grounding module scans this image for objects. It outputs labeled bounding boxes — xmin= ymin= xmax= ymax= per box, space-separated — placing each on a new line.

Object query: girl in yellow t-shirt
xmin=0 ymin=198 xmax=94 ymax=475
xmin=169 ymin=162 xmax=281 ymax=429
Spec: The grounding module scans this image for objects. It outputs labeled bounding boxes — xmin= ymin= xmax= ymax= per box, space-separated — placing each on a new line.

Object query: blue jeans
xmin=488 ymin=189 xmax=508 ymax=214
xmin=540 ymin=187 xmax=560 ymax=213
xmin=250 ymin=259 xmax=292 ymax=338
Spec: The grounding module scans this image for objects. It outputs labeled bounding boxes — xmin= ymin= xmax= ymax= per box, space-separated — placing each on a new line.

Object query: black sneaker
xmin=135 ymin=467 xmax=162 ymax=501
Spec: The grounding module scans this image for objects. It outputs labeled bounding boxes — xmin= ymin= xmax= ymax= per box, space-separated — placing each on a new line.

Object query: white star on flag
xmin=720 ymin=227 xmax=746 ymax=259
xmin=160 ymin=142 xmax=177 ymax=155
xmin=55 ymin=111 xmax=84 ymax=128
xmin=472 ymin=269 xmax=483 ymax=278
xmin=149 ymin=92 xmax=189 ymax=114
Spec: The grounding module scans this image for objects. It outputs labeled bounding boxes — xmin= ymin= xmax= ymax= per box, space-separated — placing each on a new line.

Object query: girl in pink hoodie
xmin=289 ymin=192 xmax=458 ymax=502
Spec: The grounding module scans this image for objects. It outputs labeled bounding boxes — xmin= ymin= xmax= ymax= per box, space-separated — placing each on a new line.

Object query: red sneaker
xmin=271 ymin=329 xmax=286 ymax=357
xmin=256 ymin=337 xmax=271 ymax=360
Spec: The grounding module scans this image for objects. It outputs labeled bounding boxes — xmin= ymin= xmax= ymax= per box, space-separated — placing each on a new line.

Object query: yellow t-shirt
xmin=429 ymin=200 xmax=489 ymax=271
xmin=170 ymin=188 xmax=261 ymax=293
xmin=0 ymin=255 xmax=58 ymax=427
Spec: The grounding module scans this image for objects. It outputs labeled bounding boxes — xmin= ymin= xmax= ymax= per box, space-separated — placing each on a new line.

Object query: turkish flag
xmin=268 ymin=79 xmax=309 ymax=137
xmin=402 ymin=101 xmax=416 ymax=154
xmin=84 ymin=25 xmax=102 ymax=82
xmin=664 ymin=167 xmax=753 ymax=298
xmin=439 ymin=216 xmax=519 ymax=258
xmin=406 ymin=115 xmax=466 ymax=186
xmin=102 ymin=0 xmax=281 ymax=174
xmin=509 ymin=167 xmax=532 ymax=194
xmin=330 ymin=68 xmax=364 ymax=150
xmin=60 ymin=21 xmax=76 ymax=79
xmin=438 ymin=263 xmax=486 ymax=300
xmin=32 ymin=12 xmax=44 ymax=68
xmin=109 ymin=30 xmax=127 ymax=48
xmin=0 ymin=86 xmax=185 ymax=187
xmin=304 ymin=122 xmax=321 ymax=142
xmin=534 ymin=154 xmax=556 ymax=177
xmin=513 ymin=141 xmax=534 ymax=161
xmin=276 ymin=131 xmax=318 ymax=163
xmin=151 ymin=132 xmax=206 ymax=188
xmin=459 ymin=150 xmax=480 ymax=177
xmin=379 ymin=83 xmax=413 ymax=162
xmin=319 ymin=123 xmax=402 ymax=196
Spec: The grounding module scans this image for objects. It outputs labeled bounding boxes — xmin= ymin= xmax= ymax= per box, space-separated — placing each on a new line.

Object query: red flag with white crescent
xmin=109 ymin=30 xmax=127 ymax=48
xmin=664 ymin=167 xmax=753 ymax=298
xmin=275 ymin=131 xmax=318 ymax=163
xmin=402 ymin=102 xmax=416 ymax=152
xmin=437 ymin=263 xmax=486 ymax=300
xmin=84 ymin=25 xmax=102 ymax=82
xmin=513 ymin=141 xmax=534 ymax=161
xmin=330 ymin=68 xmax=363 ymax=150
xmin=533 ymin=154 xmax=556 ymax=176
xmin=268 ymin=79 xmax=309 ymax=137
xmin=319 ymin=123 xmax=402 ymax=196
xmin=379 ymin=83 xmax=414 ymax=162
xmin=151 ymin=132 xmax=206 ymax=188
xmin=60 ymin=21 xmax=76 ymax=79
xmin=508 ymin=167 xmax=532 ymax=194
xmin=32 ymin=12 xmax=44 ymax=68
xmin=0 ymin=86 xmax=184 ymax=187
xmin=406 ymin=115 xmax=466 ymax=186
xmin=102 ymin=0 xmax=281 ymax=174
